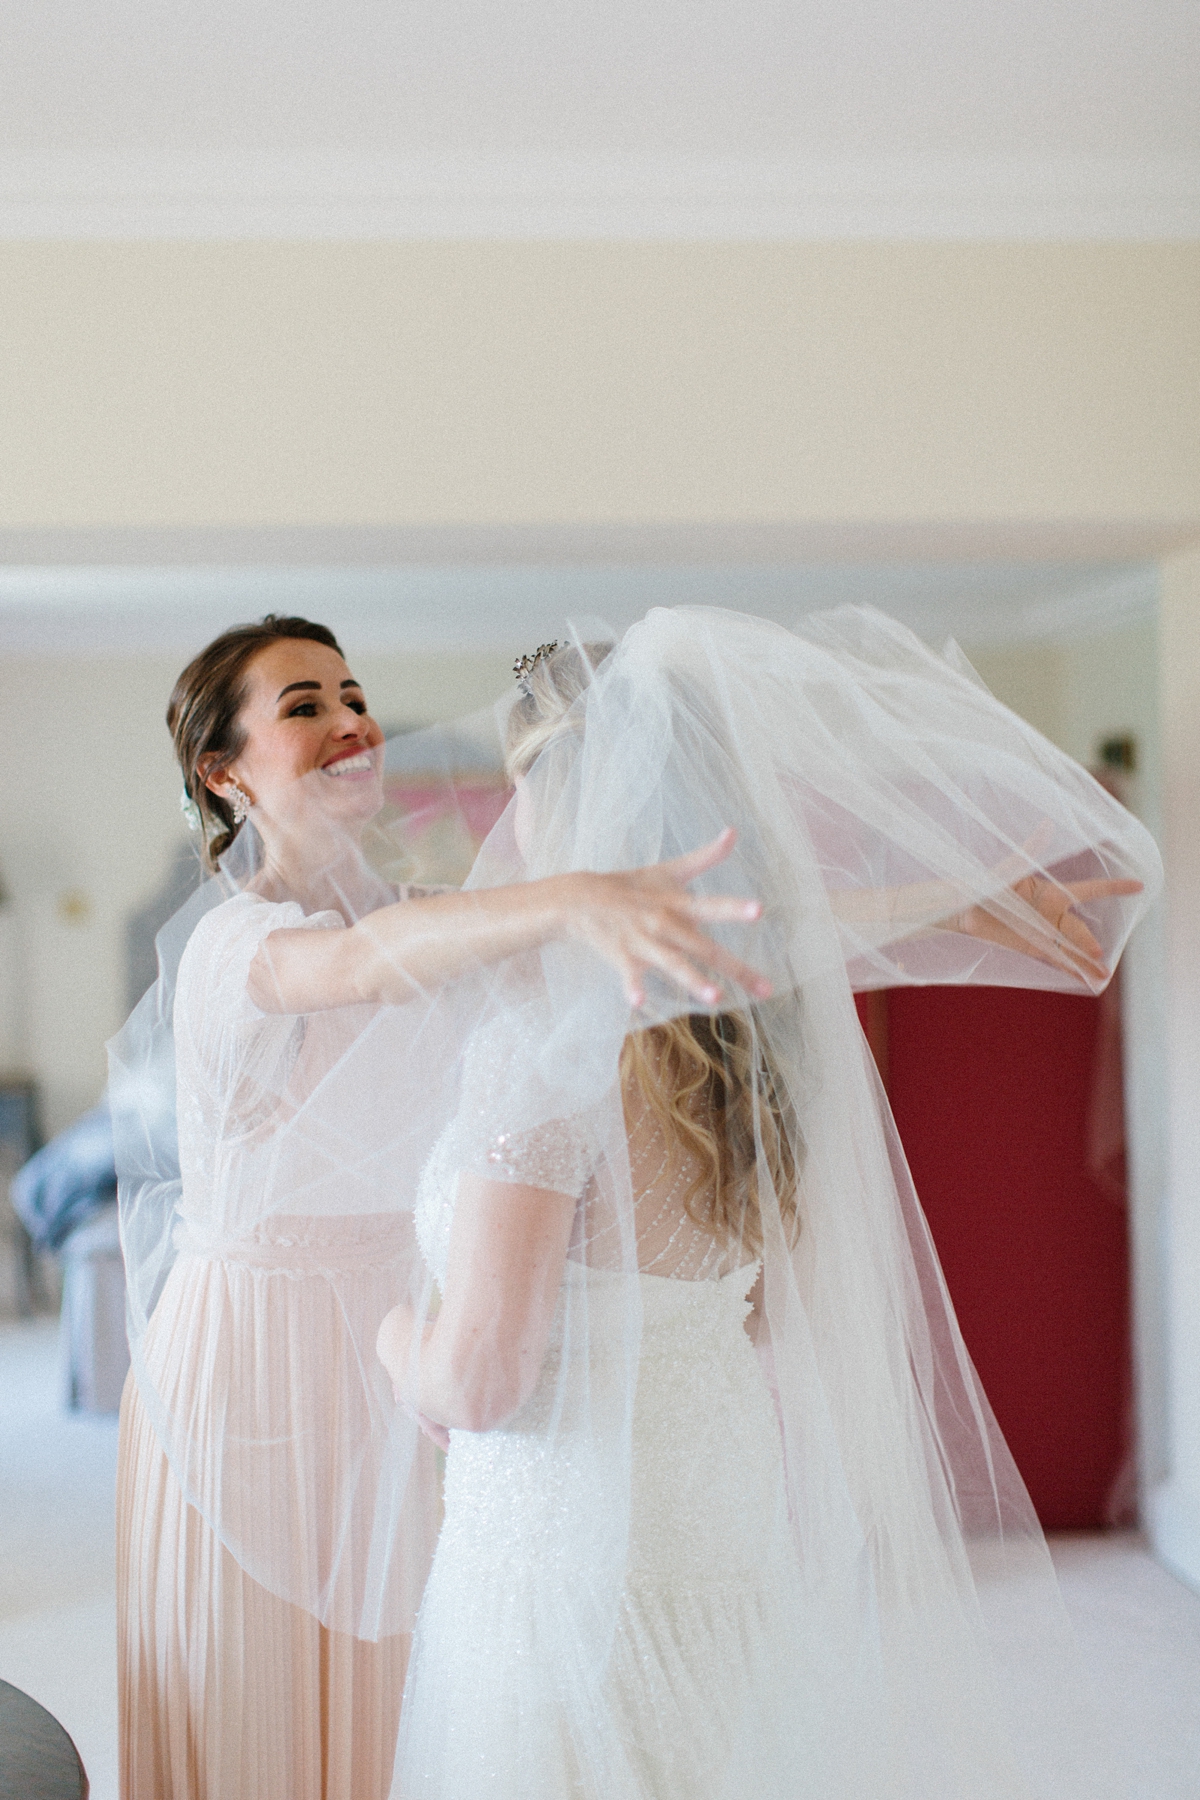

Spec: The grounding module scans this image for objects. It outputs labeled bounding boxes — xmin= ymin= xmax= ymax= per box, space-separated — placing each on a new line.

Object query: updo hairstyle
xmin=168 ymin=614 xmax=344 ymax=871
xmin=504 ymin=641 xmax=614 ymax=781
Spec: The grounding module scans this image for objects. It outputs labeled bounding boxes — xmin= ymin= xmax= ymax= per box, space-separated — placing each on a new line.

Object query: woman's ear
xmin=197 ymin=753 xmax=235 ymax=800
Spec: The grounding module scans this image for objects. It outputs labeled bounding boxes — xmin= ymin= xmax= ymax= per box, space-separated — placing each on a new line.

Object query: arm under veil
xmin=392 ymin=604 xmax=1161 ymax=1800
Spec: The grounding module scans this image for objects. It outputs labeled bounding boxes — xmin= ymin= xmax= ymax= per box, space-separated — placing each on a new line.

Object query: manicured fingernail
xmin=744 ymin=901 xmax=762 ymax=918
xmin=702 ymin=985 xmax=720 ymax=1003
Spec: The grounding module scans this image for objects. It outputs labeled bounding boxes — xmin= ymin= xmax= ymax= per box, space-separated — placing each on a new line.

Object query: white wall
xmin=1148 ymin=546 xmax=1200 ymax=1590
xmin=2 ymin=242 xmax=1197 ymax=544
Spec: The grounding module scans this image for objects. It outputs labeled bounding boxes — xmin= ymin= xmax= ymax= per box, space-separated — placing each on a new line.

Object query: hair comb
xmin=513 ymin=642 xmax=560 ymax=694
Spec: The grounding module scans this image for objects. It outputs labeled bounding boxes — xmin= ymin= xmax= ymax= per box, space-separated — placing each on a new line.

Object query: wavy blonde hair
xmin=505 ymin=640 xmax=799 ymax=1254
xmin=620 ymin=1012 xmax=798 ymax=1255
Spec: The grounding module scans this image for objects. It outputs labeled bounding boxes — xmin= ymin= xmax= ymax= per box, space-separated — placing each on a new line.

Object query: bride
xmin=378 ymin=607 xmax=1159 ymax=1800
xmin=109 ymin=612 xmax=769 ymax=1800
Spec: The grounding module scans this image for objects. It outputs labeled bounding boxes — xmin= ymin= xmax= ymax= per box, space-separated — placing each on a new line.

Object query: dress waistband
xmin=174 ymin=1213 xmax=409 ymax=1272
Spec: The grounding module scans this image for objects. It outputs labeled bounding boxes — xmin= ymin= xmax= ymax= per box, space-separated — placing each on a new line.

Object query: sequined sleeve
xmin=481 ymin=1118 xmax=597 ymax=1197
xmin=447 ymin=1007 xmax=601 ymax=1201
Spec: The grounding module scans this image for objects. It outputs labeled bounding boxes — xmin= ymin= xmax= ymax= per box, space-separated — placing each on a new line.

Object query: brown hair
xmin=168 ymin=615 xmax=344 ymax=870
xmin=505 ymin=640 xmax=799 ymax=1252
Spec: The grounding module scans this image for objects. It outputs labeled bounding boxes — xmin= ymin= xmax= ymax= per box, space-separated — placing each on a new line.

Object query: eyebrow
xmin=276 ymin=677 xmax=363 ymax=701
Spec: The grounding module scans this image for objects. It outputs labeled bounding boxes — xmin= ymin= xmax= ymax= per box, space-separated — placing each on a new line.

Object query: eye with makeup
xmin=284 ymin=692 xmax=368 ymax=719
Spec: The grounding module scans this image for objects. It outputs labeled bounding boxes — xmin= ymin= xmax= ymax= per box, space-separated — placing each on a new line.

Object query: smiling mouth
xmin=323 ymin=751 xmax=374 ymax=777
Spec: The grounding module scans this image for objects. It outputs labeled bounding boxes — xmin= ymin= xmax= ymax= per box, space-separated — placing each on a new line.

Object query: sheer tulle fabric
xmin=111 ymin=883 xmax=446 ymax=1644
xmin=109 ymin=604 xmax=1162 ymax=1800
xmin=393 ymin=607 xmax=1160 ymax=1800
xmin=117 ymin=1371 xmax=409 ymax=1800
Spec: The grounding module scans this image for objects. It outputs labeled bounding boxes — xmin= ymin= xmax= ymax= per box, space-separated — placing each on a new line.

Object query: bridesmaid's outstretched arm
xmin=250 ymin=829 xmax=771 ymax=1014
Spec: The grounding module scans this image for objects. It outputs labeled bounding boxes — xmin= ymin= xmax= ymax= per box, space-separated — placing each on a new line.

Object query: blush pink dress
xmin=115 ymin=892 xmax=439 ymax=1800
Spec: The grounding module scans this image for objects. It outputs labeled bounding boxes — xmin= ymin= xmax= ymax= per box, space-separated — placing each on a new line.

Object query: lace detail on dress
xmin=418 ymin=1062 xmax=753 ymax=1287
xmin=569 ymin=1082 xmax=753 ymax=1282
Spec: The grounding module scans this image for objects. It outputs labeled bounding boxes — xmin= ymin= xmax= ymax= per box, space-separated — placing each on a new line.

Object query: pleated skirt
xmin=117 ymin=1371 xmax=409 ymax=1800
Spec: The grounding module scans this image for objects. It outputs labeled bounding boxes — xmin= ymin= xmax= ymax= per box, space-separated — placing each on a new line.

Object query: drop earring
xmin=228 ymin=783 xmax=252 ymax=826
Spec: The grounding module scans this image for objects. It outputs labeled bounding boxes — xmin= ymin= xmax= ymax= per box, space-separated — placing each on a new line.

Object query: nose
xmin=335 ymin=705 xmax=369 ymax=738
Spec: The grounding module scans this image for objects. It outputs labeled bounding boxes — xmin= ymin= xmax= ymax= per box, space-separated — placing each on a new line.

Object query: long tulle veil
xmin=111 ymin=604 xmax=1161 ymax=1797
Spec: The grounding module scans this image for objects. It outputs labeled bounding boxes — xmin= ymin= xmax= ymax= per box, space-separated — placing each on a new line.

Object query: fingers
xmin=1063 ymin=878 xmax=1144 ymax=902
xmin=618 ymin=930 xmax=773 ymax=1009
xmin=1021 ymin=924 xmax=1107 ymax=984
xmin=1063 ymin=918 xmax=1104 ymax=963
xmin=418 ymin=1414 xmax=451 ymax=1451
xmin=638 ymin=939 xmax=725 ymax=1007
xmin=989 ymin=821 xmax=1058 ymax=889
xmin=1057 ymin=914 xmax=1105 ymax=969
xmin=657 ymin=827 xmax=737 ymax=885
xmin=1020 ymin=820 xmax=1056 ymax=862
xmin=1042 ymin=875 xmax=1143 ymax=965
xmin=665 ymin=923 xmax=774 ymax=999
xmin=688 ymin=895 xmax=763 ymax=924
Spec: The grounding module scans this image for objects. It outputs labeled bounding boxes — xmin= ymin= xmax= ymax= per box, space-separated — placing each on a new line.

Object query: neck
xmin=250 ymin=818 xmax=382 ymax=921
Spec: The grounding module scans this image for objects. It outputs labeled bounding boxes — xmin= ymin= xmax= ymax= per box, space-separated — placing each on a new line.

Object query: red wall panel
xmin=858 ymin=986 xmax=1131 ymax=1530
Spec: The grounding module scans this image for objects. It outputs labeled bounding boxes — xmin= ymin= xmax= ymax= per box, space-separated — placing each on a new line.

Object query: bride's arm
xmin=250 ymin=829 xmax=772 ymax=1013
xmin=376 ymin=1173 xmax=575 ymax=1435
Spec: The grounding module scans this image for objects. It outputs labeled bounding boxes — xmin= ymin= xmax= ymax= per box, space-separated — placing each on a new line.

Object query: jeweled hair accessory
xmin=513 ymin=642 xmax=560 ymax=696
xmin=180 ymin=788 xmax=202 ymax=833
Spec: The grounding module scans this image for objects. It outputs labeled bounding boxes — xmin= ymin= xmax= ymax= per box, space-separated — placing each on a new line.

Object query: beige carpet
xmin=2 ymin=1314 xmax=1199 ymax=1800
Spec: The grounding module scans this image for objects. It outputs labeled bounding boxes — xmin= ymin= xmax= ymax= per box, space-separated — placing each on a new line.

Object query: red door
xmin=857 ymin=985 xmax=1132 ymax=1530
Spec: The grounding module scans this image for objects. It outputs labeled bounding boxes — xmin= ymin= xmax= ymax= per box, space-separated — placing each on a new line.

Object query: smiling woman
xmin=168 ymin=619 xmax=385 ymax=873
xmin=112 ymin=613 xmax=768 ymax=1800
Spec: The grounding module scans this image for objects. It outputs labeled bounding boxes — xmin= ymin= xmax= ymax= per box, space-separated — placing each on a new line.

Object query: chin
xmin=318 ymin=764 xmax=385 ymax=809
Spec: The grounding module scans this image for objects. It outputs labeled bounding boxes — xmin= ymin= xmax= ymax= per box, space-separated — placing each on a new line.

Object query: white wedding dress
xmin=393 ymin=1063 xmax=817 ymax=1800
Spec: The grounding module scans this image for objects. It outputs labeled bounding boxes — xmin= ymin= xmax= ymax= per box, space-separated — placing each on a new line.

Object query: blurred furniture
xmin=0 ymin=1679 xmax=88 ymax=1799
xmin=10 ymin=1104 xmax=129 ymax=1414
xmin=0 ymin=1076 xmax=42 ymax=1315
xmin=59 ymin=1203 xmax=128 ymax=1413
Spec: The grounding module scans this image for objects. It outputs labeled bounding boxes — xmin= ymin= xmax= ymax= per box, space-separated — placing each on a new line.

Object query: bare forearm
xmin=346 ymin=879 xmax=580 ymax=1005
xmin=379 ymin=1307 xmax=529 ymax=1434
xmin=828 ymin=879 xmax=970 ymax=935
xmin=377 ymin=1178 xmax=575 ymax=1434
xmin=252 ymin=877 xmax=578 ymax=1012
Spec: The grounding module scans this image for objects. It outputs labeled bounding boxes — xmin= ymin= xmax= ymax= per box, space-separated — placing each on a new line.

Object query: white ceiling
xmin=1 ymin=0 xmax=1196 ymax=237
xmin=0 ymin=561 xmax=1158 ymax=658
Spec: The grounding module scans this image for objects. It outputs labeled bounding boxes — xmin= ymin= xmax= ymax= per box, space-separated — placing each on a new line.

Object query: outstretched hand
xmin=955 ymin=872 xmax=1143 ymax=984
xmin=562 ymin=826 xmax=773 ymax=1010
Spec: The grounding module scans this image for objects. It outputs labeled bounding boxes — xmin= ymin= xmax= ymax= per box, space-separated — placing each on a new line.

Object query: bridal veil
xmin=111 ymin=604 xmax=1161 ymax=1799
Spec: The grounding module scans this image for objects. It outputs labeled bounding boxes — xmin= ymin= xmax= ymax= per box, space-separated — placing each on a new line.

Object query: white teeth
xmin=325 ymin=752 xmax=372 ymax=776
